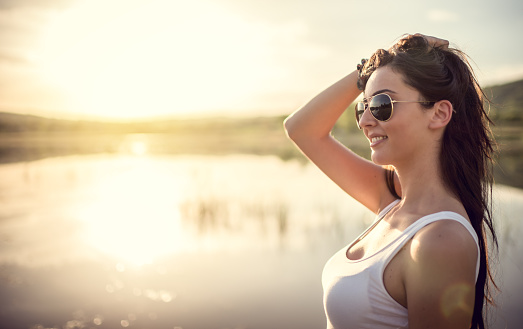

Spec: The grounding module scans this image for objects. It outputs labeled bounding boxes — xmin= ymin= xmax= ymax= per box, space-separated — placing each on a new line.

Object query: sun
xmin=36 ymin=0 xmax=277 ymax=119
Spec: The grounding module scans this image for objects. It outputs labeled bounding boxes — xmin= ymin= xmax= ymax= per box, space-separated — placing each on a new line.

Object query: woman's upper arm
xmin=404 ymin=221 xmax=478 ymax=328
xmin=286 ymin=131 xmax=396 ymax=213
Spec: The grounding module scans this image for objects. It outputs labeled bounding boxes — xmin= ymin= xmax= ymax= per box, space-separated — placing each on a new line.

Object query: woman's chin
xmin=370 ymin=151 xmax=388 ymax=166
xmin=370 ymin=152 xmax=391 ymax=166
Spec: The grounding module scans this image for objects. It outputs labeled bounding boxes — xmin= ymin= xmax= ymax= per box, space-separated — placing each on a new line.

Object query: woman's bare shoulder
xmin=403 ymin=219 xmax=478 ymax=327
xmin=404 ymin=218 xmax=478 ymax=288
xmin=409 ymin=219 xmax=478 ymax=266
xmin=415 ymin=218 xmax=476 ymax=248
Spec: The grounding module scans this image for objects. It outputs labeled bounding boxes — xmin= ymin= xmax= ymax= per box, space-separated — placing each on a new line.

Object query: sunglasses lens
xmin=369 ymin=94 xmax=392 ymax=121
xmin=355 ymin=103 xmax=365 ymax=123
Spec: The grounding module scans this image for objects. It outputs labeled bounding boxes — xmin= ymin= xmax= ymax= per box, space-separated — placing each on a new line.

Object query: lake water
xmin=0 ymin=154 xmax=521 ymax=329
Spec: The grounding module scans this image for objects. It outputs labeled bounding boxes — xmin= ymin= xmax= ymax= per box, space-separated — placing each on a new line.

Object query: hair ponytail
xmin=439 ymin=56 xmax=498 ymax=328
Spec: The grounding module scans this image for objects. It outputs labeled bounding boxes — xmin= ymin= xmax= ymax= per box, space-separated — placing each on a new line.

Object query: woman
xmin=284 ymin=34 xmax=497 ymax=328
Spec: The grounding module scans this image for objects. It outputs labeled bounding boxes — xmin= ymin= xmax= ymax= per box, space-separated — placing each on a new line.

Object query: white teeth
xmin=371 ymin=136 xmax=388 ymax=143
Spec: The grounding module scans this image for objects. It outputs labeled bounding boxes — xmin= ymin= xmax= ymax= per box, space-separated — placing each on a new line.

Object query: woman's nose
xmin=358 ymin=106 xmax=377 ymax=128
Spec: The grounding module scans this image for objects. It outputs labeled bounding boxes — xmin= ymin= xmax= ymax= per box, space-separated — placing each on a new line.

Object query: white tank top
xmin=322 ymin=200 xmax=480 ymax=329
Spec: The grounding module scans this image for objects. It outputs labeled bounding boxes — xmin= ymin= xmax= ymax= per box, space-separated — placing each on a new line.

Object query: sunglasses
xmin=355 ymin=93 xmax=435 ymax=129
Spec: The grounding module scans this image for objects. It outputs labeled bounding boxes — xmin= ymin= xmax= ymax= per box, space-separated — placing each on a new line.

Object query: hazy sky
xmin=0 ymin=0 xmax=522 ymax=120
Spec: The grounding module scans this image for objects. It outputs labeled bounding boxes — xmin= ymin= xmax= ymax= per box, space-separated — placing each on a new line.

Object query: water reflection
xmin=119 ymin=134 xmax=150 ymax=156
xmin=0 ymin=154 xmax=521 ymax=328
xmin=74 ymin=159 xmax=187 ymax=265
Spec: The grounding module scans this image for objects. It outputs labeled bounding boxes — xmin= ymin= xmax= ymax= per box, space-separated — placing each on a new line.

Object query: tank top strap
xmin=351 ymin=199 xmax=401 ymax=244
xmin=379 ymin=211 xmax=481 ymax=280
xmin=378 ymin=199 xmax=401 ymax=218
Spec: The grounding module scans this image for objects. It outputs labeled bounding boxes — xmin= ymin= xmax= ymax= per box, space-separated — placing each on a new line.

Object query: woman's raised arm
xmin=283 ymin=70 xmax=397 ymax=213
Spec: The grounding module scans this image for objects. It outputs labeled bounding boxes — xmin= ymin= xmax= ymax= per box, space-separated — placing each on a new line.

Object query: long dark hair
xmin=359 ymin=35 xmax=498 ymax=328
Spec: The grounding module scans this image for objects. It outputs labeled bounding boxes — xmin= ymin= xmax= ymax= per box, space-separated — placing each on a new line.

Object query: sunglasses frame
xmin=355 ymin=93 xmax=435 ymax=129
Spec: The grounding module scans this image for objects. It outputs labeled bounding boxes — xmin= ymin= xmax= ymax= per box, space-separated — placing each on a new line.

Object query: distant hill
xmin=0 ymin=112 xmax=145 ymax=133
xmin=484 ymin=78 xmax=523 ymax=122
xmin=0 ymin=109 xmax=291 ymax=134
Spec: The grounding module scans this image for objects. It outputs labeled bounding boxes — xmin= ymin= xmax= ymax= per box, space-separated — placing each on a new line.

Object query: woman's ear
xmin=428 ymin=100 xmax=453 ymax=129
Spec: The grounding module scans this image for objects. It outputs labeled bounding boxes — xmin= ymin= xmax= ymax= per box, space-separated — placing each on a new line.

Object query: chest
xmin=345 ymin=217 xmax=412 ymax=307
xmin=322 ymin=221 xmax=412 ymax=327
xmin=346 ymin=217 xmax=408 ymax=261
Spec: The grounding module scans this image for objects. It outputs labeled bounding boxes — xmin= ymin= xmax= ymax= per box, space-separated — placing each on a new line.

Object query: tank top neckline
xmin=345 ymin=199 xmax=472 ymax=263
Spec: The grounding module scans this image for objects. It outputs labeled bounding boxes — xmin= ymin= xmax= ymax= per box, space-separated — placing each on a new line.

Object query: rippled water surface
xmin=0 ymin=154 xmax=521 ymax=328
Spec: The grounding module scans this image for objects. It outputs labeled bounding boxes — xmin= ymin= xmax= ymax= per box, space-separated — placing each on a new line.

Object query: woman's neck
xmin=394 ymin=155 xmax=462 ymax=216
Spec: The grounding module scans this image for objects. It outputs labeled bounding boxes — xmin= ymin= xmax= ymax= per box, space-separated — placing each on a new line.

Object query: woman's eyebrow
xmin=371 ymin=89 xmax=397 ymax=97
xmin=363 ymin=89 xmax=397 ymax=101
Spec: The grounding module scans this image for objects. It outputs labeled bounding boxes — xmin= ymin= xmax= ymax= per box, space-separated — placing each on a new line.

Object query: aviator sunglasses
xmin=355 ymin=93 xmax=435 ymax=129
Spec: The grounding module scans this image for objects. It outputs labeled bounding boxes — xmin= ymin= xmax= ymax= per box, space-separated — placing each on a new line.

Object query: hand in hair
xmin=413 ymin=33 xmax=449 ymax=49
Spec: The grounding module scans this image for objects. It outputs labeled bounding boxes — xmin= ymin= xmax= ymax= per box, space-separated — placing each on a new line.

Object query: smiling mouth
xmin=371 ymin=136 xmax=388 ymax=143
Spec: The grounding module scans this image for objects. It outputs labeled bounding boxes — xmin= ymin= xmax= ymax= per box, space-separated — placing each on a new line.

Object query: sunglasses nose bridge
xmin=357 ymin=102 xmax=378 ymax=128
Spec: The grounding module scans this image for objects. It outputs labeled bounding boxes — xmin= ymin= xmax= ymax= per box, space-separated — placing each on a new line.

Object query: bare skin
xmin=284 ymin=34 xmax=478 ymax=328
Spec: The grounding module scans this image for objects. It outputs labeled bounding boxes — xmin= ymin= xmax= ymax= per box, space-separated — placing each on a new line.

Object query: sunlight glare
xmin=130 ymin=141 xmax=147 ymax=156
xmin=37 ymin=0 xmax=279 ymax=119
xmin=75 ymin=158 xmax=191 ymax=265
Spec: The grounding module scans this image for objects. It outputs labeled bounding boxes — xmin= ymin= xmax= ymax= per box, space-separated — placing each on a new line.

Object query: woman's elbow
xmin=283 ymin=115 xmax=299 ymax=140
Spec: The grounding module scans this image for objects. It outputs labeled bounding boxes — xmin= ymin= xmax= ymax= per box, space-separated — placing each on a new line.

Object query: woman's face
xmin=360 ymin=66 xmax=434 ymax=167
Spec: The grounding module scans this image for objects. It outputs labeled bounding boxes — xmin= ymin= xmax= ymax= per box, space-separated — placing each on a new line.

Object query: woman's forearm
xmin=283 ymin=70 xmax=361 ymax=141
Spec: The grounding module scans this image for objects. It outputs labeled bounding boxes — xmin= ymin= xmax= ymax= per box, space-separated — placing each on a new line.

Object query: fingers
xmin=413 ymin=33 xmax=449 ymax=49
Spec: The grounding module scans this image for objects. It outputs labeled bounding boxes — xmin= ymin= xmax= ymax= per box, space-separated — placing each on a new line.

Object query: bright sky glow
xmin=36 ymin=0 xmax=291 ymax=118
xmin=0 ymin=0 xmax=522 ymax=120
